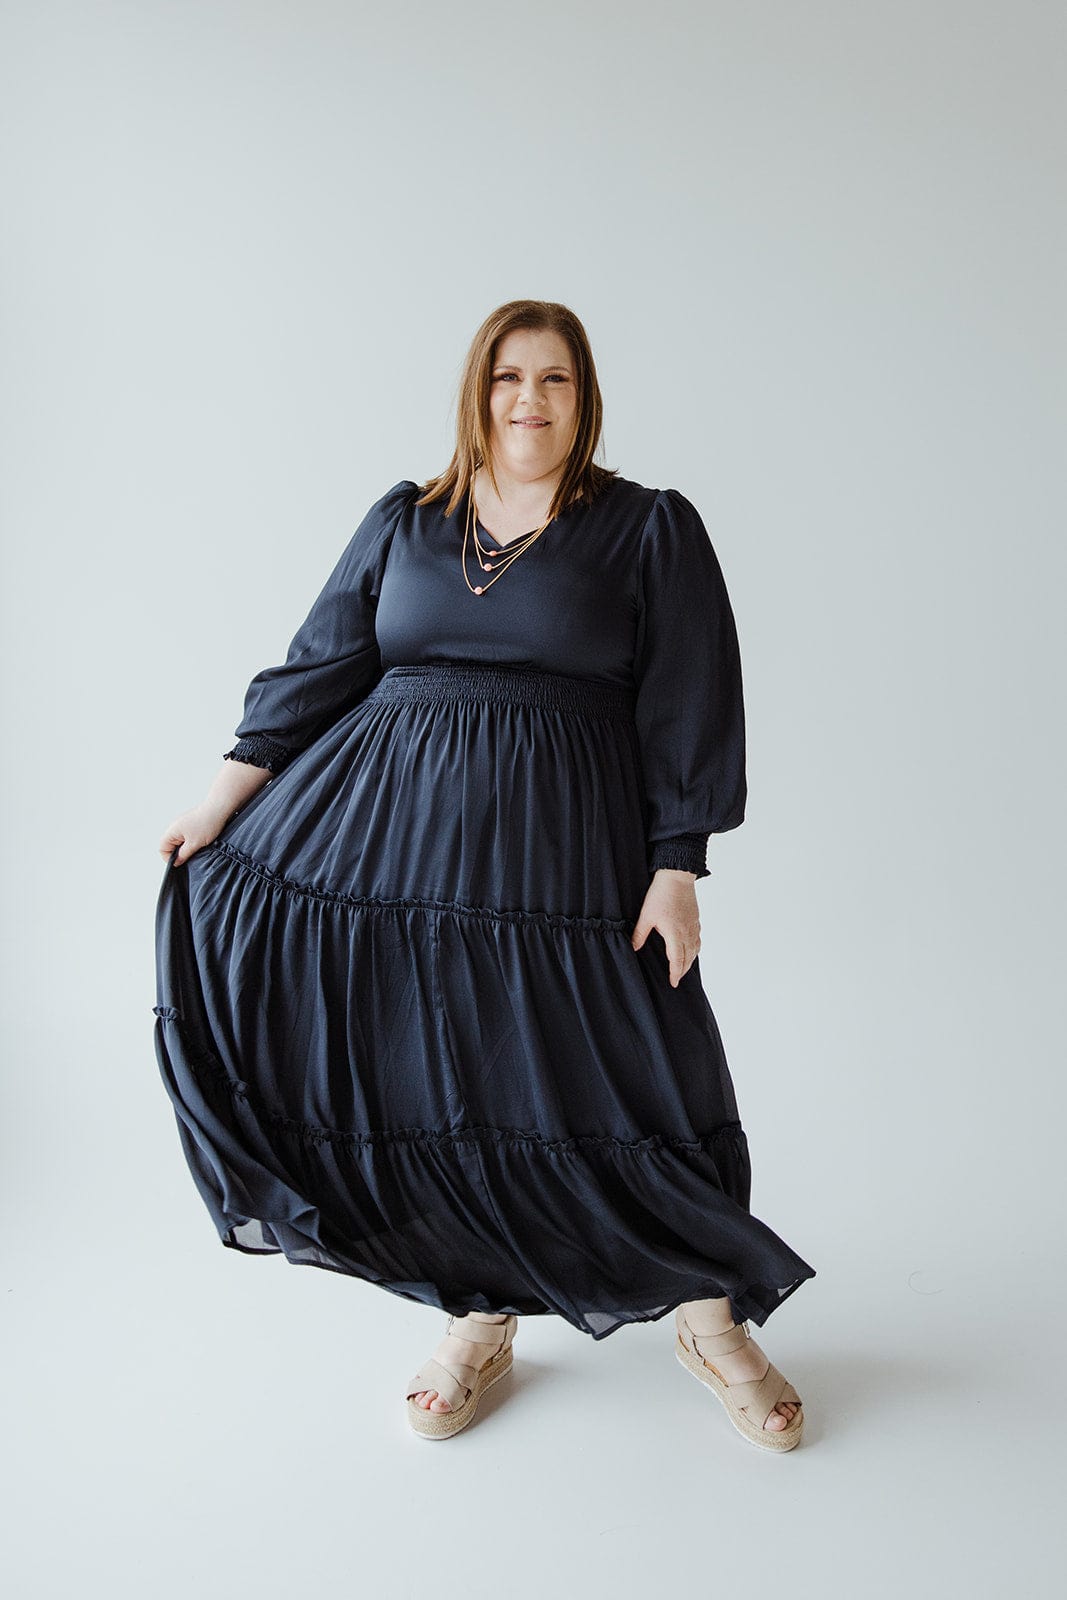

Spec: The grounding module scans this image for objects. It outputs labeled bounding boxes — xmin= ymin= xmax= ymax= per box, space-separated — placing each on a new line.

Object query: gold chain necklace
xmin=461 ymin=482 xmax=556 ymax=596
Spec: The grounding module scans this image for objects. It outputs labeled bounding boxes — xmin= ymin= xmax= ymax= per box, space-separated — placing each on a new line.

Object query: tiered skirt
xmin=152 ymin=662 xmax=815 ymax=1338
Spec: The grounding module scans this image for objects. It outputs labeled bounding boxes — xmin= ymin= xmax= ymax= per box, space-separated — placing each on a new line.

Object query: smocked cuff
xmin=648 ymin=833 xmax=710 ymax=879
xmin=222 ymin=734 xmax=292 ymax=774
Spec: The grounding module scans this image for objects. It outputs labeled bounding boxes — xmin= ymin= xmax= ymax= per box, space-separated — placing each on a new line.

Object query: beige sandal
xmin=405 ymin=1311 xmax=518 ymax=1440
xmin=675 ymin=1304 xmax=804 ymax=1452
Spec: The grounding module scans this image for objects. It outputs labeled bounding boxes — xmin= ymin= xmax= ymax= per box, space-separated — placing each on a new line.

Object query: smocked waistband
xmin=366 ymin=663 xmax=636 ymax=720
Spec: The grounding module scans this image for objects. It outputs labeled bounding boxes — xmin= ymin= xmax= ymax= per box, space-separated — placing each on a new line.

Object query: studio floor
xmin=2 ymin=1216 xmax=1058 ymax=1600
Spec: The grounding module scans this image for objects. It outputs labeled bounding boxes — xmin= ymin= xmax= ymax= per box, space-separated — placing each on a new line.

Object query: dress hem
xmin=214 ymin=1223 xmax=814 ymax=1341
xmin=155 ymin=1015 xmax=817 ymax=1342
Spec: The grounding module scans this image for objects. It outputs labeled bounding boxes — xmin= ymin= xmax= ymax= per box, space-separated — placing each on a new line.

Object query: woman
xmin=154 ymin=299 xmax=816 ymax=1450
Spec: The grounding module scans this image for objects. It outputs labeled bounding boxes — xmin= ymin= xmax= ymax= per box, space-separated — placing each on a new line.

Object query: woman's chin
xmin=498 ymin=439 xmax=567 ymax=474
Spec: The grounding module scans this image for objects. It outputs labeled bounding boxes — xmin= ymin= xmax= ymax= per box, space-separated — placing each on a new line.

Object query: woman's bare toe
xmin=765 ymin=1400 xmax=798 ymax=1430
xmin=412 ymin=1387 xmax=451 ymax=1412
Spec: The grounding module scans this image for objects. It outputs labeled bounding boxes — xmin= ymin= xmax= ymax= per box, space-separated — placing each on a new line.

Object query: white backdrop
xmin=2 ymin=3 xmax=1063 ymax=1596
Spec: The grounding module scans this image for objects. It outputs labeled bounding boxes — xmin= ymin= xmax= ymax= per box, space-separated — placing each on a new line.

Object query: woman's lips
xmin=512 ymin=419 xmax=549 ymax=426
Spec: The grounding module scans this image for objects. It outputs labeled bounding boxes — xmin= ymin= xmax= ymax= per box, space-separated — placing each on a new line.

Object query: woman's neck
xmin=473 ymin=465 xmax=564 ymax=522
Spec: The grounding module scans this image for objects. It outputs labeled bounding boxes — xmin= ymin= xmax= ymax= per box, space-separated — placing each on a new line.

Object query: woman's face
xmin=486 ymin=327 xmax=579 ymax=486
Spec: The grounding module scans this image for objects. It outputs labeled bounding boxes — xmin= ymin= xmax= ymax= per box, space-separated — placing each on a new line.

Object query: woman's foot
xmin=409 ymin=1312 xmax=510 ymax=1414
xmin=681 ymin=1297 xmax=799 ymax=1432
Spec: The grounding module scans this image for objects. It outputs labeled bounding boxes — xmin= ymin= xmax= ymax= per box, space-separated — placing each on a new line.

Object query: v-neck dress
xmin=152 ymin=474 xmax=816 ymax=1339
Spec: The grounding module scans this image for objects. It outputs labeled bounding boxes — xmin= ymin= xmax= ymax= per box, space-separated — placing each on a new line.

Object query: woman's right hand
xmin=160 ymin=759 xmax=277 ymax=866
xmin=158 ymin=801 xmax=235 ymax=867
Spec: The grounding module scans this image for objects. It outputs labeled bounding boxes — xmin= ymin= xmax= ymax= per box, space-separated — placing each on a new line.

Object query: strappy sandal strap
xmin=446 ymin=1312 xmax=515 ymax=1346
xmin=405 ymin=1356 xmax=477 ymax=1410
xmin=723 ymin=1360 xmax=802 ymax=1427
xmin=406 ymin=1313 xmax=515 ymax=1408
xmin=686 ymin=1320 xmax=751 ymax=1361
xmin=679 ymin=1308 xmax=802 ymax=1424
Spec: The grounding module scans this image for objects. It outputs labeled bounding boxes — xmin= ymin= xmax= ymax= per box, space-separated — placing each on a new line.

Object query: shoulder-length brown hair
xmin=416 ymin=299 xmax=619 ymax=522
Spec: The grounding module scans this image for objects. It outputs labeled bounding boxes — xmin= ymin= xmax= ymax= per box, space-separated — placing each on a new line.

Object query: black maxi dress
xmin=152 ymin=474 xmax=816 ymax=1340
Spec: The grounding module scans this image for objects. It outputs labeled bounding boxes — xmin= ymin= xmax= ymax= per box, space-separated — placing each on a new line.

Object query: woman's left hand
xmin=631 ymin=869 xmax=702 ymax=987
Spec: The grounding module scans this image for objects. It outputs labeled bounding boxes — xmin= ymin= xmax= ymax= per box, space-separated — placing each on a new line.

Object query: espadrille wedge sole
xmin=406 ymin=1312 xmax=518 ymax=1440
xmin=675 ymin=1304 xmax=804 ymax=1452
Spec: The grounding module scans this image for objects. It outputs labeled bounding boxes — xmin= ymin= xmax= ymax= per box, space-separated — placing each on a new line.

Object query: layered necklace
xmin=461 ymin=480 xmax=556 ymax=596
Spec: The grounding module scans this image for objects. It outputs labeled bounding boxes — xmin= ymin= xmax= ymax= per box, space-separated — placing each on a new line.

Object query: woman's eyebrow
xmin=493 ymin=364 xmax=572 ymax=373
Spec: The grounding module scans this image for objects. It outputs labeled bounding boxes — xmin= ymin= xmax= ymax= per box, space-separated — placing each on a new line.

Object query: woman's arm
xmin=157 ymin=479 xmax=416 ymax=868
xmin=158 ymin=759 xmax=274 ymax=866
xmin=630 ymin=487 xmax=747 ymax=983
xmin=632 ymin=487 xmax=747 ymax=879
xmin=204 ymin=757 xmax=275 ymax=818
xmin=222 ymin=479 xmax=416 ymax=768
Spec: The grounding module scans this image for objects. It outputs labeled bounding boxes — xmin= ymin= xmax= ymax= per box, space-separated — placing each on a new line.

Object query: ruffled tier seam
xmin=208 ymin=840 xmax=633 ymax=933
xmin=154 ymin=1015 xmax=746 ymax=1157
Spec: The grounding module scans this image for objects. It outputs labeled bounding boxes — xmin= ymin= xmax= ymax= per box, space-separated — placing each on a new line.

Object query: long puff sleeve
xmin=222 ymin=479 xmax=416 ymax=773
xmin=633 ymin=488 xmax=747 ymax=879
